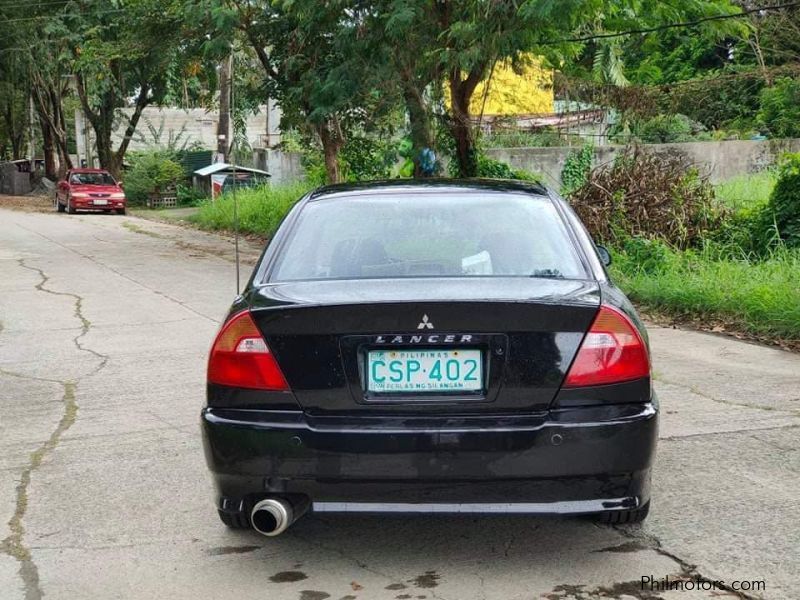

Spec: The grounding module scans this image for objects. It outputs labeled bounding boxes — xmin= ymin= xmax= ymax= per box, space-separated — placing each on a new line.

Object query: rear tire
xmin=598 ymin=501 xmax=650 ymax=525
xmin=217 ymin=508 xmax=250 ymax=530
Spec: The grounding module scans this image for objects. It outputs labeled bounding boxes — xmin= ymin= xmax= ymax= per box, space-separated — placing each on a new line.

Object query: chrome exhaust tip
xmin=250 ymin=496 xmax=309 ymax=536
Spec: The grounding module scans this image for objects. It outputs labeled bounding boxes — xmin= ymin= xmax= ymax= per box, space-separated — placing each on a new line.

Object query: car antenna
xmin=230 ymin=48 xmax=241 ymax=295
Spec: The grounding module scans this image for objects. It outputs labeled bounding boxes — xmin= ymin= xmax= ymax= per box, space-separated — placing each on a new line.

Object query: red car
xmin=55 ymin=169 xmax=127 ymax=215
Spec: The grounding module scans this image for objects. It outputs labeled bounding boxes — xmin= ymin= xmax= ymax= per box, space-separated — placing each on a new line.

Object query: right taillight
xmin=207 ymin=310 xmax=289 ymax=390
xmin=564 ymin=305 xmax=650 ymax=388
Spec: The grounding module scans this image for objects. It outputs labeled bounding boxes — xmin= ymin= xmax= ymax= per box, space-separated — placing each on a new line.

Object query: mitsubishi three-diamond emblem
xmin=417 ymin=314 xmax=434 ymax=330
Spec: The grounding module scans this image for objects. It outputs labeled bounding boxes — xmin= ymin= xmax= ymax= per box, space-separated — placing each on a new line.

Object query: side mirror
xmin=596 ymin=245 xmax=612 ymax=267
xmin=118 ymin=181 xmax=124 ymax=188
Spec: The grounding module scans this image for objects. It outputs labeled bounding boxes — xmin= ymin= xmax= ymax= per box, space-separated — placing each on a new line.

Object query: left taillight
xmin=207 ymin=310 xmax=289 ymax=390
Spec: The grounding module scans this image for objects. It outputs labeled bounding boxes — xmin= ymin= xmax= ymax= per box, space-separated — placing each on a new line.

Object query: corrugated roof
xmin=193 ymin=162 xmax=271 ymax=177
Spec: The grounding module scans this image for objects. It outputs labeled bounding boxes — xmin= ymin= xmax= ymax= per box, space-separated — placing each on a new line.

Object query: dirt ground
xmin=0 ymin=193 xmax=53 ymax=213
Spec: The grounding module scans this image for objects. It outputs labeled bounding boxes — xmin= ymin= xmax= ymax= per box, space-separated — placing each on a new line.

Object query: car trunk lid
xmin=249 ymin=278 xmax=600 ymax=415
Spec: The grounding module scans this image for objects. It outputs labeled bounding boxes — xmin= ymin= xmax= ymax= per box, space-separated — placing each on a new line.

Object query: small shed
xmin=193 ymin=163 xmax=271 ymax=199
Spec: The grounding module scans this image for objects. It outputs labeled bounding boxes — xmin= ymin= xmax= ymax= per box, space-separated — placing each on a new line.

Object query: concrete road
xmin=1 ymin=208 xmax=798 ymax=600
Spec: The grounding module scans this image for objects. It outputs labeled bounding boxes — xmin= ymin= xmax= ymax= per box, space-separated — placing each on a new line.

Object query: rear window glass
xmin=269 ymin=192 xmax=586 ymax=282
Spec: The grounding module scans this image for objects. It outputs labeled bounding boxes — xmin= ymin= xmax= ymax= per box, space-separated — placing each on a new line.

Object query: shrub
xmin=124 ymin=151 xmax=186 ymax=204
xmin=476 ymin=154 xmax=541 ymax=181
xmin=483 ymin=129 xmax=564 ymax=148
xmin=618 ymin=236 xmax=673 ymax=275
xmin=638 ymin=114 xmax=692 ymax=143
xmin=767 ymin=153 xmax=800 ymax=247
xmin=667 ymin=68 xmax=764 ymax=131
xmin=611 ymin=114 xmax=705 ymax=144
xmin=611 ymin=242 xmax=800 ymax=342
xmin=569 ymin=146 xmax=720 ymax=247
xmin=561 ymin=144 xmax=593 ymax=195
xmin=758 ymin=77 xmax=800 ymax=139
xmin=706 ymin=172 xmax=778 ymax=258
xmin=176 ymin=183 xmax=207 ymax=207
xmin=340 ymin=136 xmax=398 ymax=181
xmin=193 ymin=182 xmax=313 ymax=237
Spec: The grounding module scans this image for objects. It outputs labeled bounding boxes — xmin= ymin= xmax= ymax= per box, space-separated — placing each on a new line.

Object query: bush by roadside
xmin=769 ymin=153 xmax=800 ymax=247
xmin=569 ymin=146 xmax=720 ymax=248
xmin=192 ymin=182 xmax=312 ymax=238
xmin=123 ymin=150 xmax=185 ymax=205
xmin=568 ymin=148 xmax=799 ymax=346
xmin=611 ymin=240 xmax=800 ymax=344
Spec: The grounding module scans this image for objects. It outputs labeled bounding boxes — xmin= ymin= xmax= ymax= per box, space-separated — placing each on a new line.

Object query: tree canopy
xmin=2 ymin=0 xmax=797 ymax=182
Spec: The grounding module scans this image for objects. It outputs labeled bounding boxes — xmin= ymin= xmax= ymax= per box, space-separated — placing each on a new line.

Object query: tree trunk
xmin=75 ymin=71 xmax=148 ymax=179
xmin=448 ymin=78 xmax=476 ymax=178
xmin=112 ymin=83 xmax=151 ymax=177
xmin=94 ymin=116 xmax=116 ymax=175
xmin=39 ymin=116 xmax=57 ymax=179
xmin=49 ymin=83 xmax=72 ymax=176
xmin=403 ymin=85 xmax=434 ymax=178
xmin=217 ymin=55 xmax=232 ymax=161
xmin=2 ymin=97 xmax=25 ymax=159
xmin=317 ymin=121 xmax=343 ymax=184
xmin=32 ymin=81 xmax=71 ymax=179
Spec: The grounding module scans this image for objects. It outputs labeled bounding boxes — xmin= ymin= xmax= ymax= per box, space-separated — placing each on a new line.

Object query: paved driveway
xmin=1 ymin=208 xmax=798 ymax=600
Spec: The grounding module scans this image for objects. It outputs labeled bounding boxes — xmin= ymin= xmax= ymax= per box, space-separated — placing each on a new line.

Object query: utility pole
xmin=28 ymin=93 xmax=36 ymax=172
xmin=217 ymin=54 xmax=233 ymax=162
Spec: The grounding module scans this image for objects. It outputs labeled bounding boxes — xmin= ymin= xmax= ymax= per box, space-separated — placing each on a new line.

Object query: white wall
xmin=75 ymin=103 xmax=283 ymax=166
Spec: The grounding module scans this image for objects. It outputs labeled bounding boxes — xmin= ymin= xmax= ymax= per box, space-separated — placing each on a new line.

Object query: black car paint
xmin=202 ymin=179 xmax=658 ymax=520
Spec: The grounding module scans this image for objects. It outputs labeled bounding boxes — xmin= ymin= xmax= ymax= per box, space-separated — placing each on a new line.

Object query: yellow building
xmin=466 ymin=56 xmax=554 ymax=117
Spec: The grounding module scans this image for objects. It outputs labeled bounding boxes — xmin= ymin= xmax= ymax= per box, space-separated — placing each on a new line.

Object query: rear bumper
xmin=201 ymin=401 xmax=658 ymax=514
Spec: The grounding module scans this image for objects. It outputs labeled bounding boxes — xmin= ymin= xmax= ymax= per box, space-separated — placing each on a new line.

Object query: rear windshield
xmin=269 ymin=192 xmax=586 ymax=282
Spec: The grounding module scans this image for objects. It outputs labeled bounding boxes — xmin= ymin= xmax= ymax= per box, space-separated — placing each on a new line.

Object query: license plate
xmin=93 ymin=199 xmax=108 ymax=205
xmin=366 ymin=349 xmax=483 ymax=393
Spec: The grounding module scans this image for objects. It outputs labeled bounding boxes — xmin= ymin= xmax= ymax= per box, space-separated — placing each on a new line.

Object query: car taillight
xmin=564 ymin=305 xmax=650 ymax=388
xmin=207 ymin=310 xmax=289 ymax=390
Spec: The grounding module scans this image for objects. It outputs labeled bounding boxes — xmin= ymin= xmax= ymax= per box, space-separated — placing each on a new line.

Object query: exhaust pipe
xmin=250 ymin=496 xmax=309 ymax=536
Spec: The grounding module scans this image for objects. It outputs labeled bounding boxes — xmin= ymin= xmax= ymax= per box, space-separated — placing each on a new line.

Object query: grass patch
xmin=714 ymin=170 xmax=776 ymax=211
xmin=611 ymin=243 xmax=800 ymax=342
xmin=192 ymin=182 xmax=313 ymax=237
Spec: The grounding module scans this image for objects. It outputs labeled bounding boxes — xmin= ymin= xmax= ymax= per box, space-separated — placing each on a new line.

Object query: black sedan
xmin=201 ymin=179 xmax=657 ymax=536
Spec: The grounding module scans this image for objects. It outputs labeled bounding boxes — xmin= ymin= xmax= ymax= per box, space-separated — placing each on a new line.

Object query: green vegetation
xmin=758 ymin=78 xmax=800 ymax=139
xmin=611 ymin=114 xmax=704 ymax=144
xmin=560 ymin=144 xmax=593 ymax=195
xmin=611 ymin=241 xmax=800 ymax=342
xmin=768 ymin=154 xmax=800 ymax=247
xmin=474 ymin=155 xmax=541 ymax=182
xmin=124 ymin=151 xmax=185 ymax=205
xmin=192 ymin=183 xmax=312 ymax=237
xmin=605 ymin=167 xmax=800 ymax=343
xmin=482 ymin=130 xmax=565 ymax=149
xmin=715 ymin=171 xmax=776 ymax=212
xmin=570 ymin=147 xmax=718 ymax=248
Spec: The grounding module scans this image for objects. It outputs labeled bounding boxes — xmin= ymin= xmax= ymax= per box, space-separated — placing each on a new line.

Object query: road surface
xmin=1 ymin=207 xmax=798 ymax=600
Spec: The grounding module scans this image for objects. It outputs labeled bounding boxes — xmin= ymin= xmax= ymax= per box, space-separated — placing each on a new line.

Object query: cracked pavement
xmin=1 ymin=207 xmax=798 ymax=600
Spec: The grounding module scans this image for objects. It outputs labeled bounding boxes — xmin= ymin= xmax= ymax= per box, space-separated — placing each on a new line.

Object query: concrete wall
xmin=75 ymin=103 xmax=283 ymax=167
xmin=251 ymin=149 xmax=304 ymax=184
xmin=487 ymin=138 xmax=800 ymax=188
